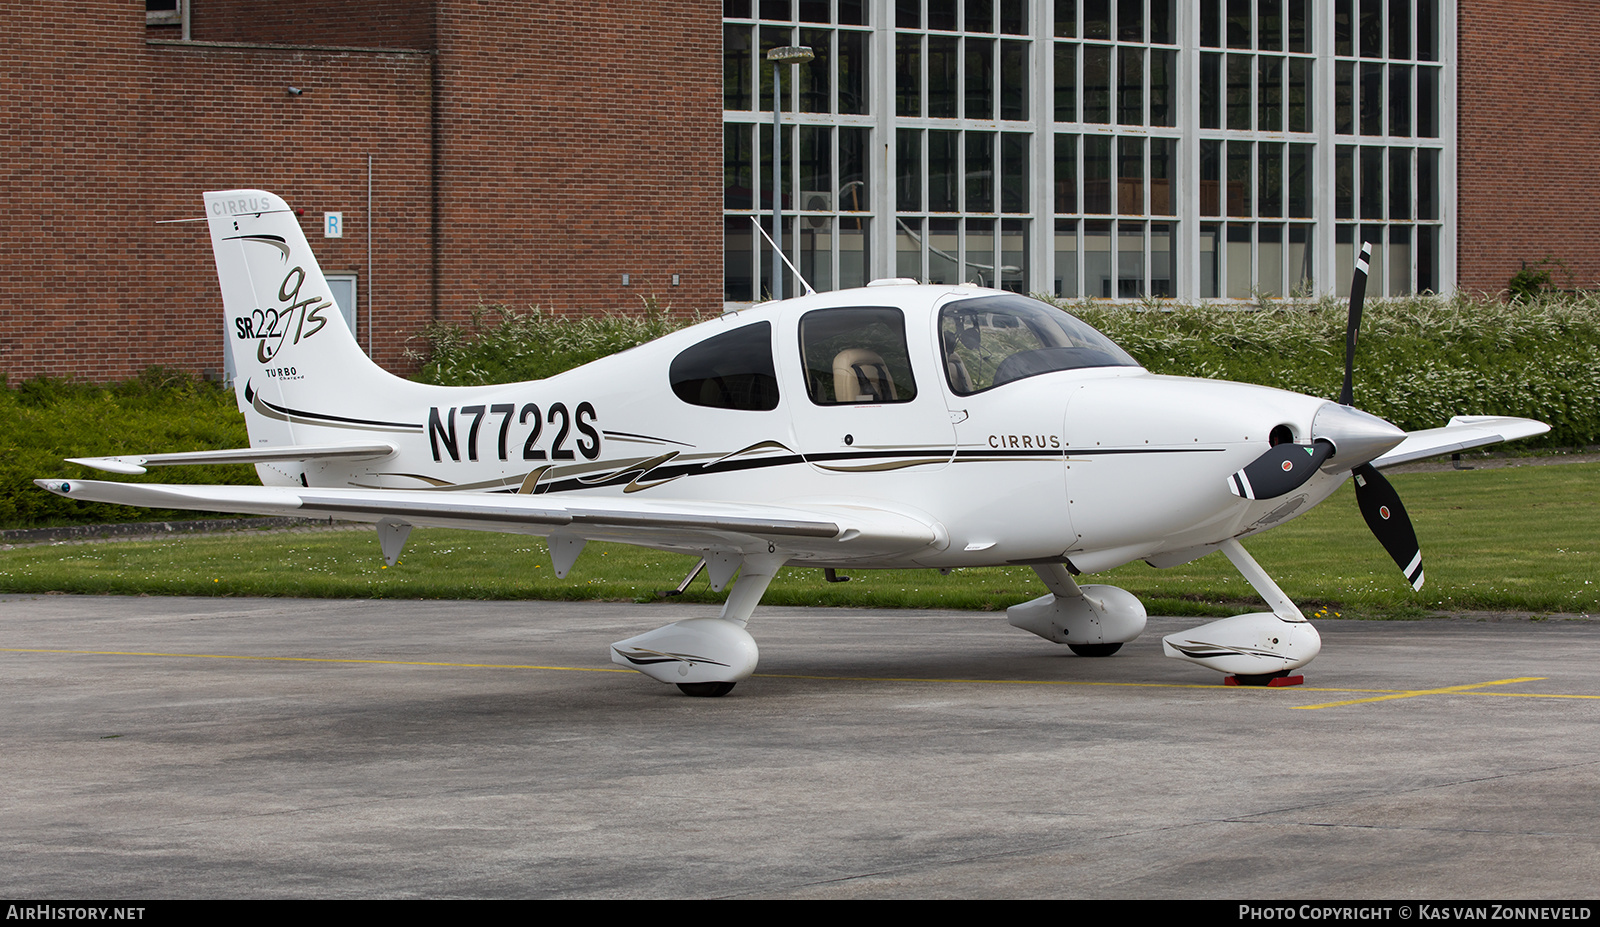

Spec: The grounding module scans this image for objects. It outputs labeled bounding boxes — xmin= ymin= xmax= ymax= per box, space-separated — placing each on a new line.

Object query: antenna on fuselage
xmin=748 ymin=215 xmax=817 ymax=298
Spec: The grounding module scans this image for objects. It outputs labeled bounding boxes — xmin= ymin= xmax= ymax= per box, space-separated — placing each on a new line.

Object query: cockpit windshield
xmin=939 ymin=294 xmax=1139 ymax=395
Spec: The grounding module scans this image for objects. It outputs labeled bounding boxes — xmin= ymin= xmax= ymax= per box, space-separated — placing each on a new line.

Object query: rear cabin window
xmin=940 ymin=294 xmax=1138 ymax=395
xmin=799 ymin=307 xmax=919 ymax=405
xmin=669 ymin=321 xmax=780 ymax=411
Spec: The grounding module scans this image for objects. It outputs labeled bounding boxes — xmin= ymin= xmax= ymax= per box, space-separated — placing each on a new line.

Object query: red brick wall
xmin=430 ymin=0 xmax=723 ymax=320
xmin=2 ymin=1 xmax=433 ymax=381
xmin=185 ymin=0 xmax=435 ymax=49
xmin=3 ymin=1 xmax=724 ymax=384
xmin=1457 ymin=1 xmax=1600 ymax=294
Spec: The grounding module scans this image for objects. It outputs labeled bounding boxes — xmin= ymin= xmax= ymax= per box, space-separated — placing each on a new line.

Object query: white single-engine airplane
xmin=40 ymin=190 xmax=1548 ymax=695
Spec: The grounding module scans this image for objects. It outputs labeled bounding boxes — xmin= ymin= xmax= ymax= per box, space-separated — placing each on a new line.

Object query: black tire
xmin=677 ymin=681 xmax=737 ymax=697
xmin=1067 ymin=642 xmax=1123 ymax=657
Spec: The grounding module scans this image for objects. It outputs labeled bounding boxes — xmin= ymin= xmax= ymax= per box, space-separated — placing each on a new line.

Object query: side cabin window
xmin=940 ymin=295 xmax=1139 ymax=395
xmin=669 ymin=321 xmax=780 ymax=411
xmin=799 ymin=307 xmax=919 ymax=405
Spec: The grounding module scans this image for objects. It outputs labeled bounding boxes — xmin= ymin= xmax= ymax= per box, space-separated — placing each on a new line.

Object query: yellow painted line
xmin=0 ymin=647 xmax=634 ymax=674
xmin=1292 ymin=676 xmax=1548 ymax=710
xmin=4 ymin=649 xmax=1594 ymax=702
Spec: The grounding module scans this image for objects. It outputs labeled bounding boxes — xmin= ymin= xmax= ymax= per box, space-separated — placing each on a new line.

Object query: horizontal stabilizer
xmin=1371 ymin=416 xmax=1549 ymax=469
xmin=65 ymin=443 xmax=397 ymax=475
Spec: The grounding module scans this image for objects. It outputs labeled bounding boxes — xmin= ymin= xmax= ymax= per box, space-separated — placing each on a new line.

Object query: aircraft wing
xmin=33 ymin=479 xmax=944 ymax=563
xmin=65 ymin=443 xmax=397 ymax=475
xmin=1370 ymin=415 xmax=1550 ymax=469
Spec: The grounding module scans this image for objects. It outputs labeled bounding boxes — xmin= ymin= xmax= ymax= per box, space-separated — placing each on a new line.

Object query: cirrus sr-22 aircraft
xmin=39 ymin=190 xmax=1548 ymax=696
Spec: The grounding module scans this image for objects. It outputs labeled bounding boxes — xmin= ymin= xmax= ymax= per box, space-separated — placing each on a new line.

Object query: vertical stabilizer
xmin=205 ymin=191 xmax=397 ymax=459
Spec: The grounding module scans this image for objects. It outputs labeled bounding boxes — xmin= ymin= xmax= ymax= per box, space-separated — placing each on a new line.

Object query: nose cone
xmin=1312 ymin=403 xmax=1405 ymax=468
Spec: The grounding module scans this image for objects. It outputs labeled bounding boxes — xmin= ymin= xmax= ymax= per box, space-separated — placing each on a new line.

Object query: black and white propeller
xmin=1226 ymin=243 xmax=1425 ymax=591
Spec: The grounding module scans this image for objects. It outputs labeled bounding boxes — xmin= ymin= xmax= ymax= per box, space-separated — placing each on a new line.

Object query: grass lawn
xmin=2 ymin=463 xmax=1595 ymax=618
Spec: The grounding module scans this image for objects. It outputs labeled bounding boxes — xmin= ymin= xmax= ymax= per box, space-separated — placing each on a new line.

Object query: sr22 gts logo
xmin=233 ymin=266 xmax=331 ymax=364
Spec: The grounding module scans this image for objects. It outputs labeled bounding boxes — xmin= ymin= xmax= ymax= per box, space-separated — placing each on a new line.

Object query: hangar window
xmin=669 ymin=321 xmax=781 ymax=411
xmin=799 ymin=306 xmax=918 ymax=404
xmin=940 ymin=294 xmax=1138 ymax=395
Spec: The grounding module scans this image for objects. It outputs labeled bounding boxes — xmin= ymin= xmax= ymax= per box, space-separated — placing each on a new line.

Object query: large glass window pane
xmin=726 ymin=123 xmax=754 ymax=210
xmin=897 ymin=129 xmax=922 ymax=211
xmin=1150 ymin=49 xmax=1174 ymax=127
xmin=1360 ymin=224 xmax=1385 ymax=298
xmin=1200 ymin=222 xmax=1221 ymax=298
xmin=1083 ymin=45 xmax=1111 ymax=123
xmin=799 ymin=0 xmax=829 ymax=23
xmin=1202 ymin=0 xmax=1221 ymax=48
xmin=838 ymin=30 xmax=868 ymax=114
xmin=1118 ymin=222 xmax=1145 ymax=297
xmin=1336 ymin=60 xmax=1354 ymax=134
xmin=966 ymin=37 xmax=995 ymax=120
xmin=1259 ymin=141 xmax=1283 ymax=218
xmin=1056 ymin=134 xmax=1079 ymax=213
xmin=1389 ymin=64 xmax=1411 ymax=136
xmin=1001 ymin=219 xmax=1028 ymax=292
xmin=1389 ymin=147 xmax=1411 ymax=221
xmin=929 ymin=130 xmax=960 ymax=211
xmin=1084 ymin=0 xmax=1110 ymax=40
xmin=726 ymin=216 xmax=755 ymax=301
xmin=1388 ymin=225 xmax=1411 ymax=296
xmin=1084 ymin=135 xmax=1112 ymax=213
xmin=929 ymin=35 xmax=960 ymax=117
xmin=1118 ymin=136 xmax=1144 ymax=215
xmin=1417 ymin=66 xmax=1440 ymax=137
xmin=840 ymin=127 xmax=868 ymax=209
xmin=840 ymin=217 xmax=869 ymax=289
xmin=966 ymin=132 xmax=994 ymax=213
xmin=1359 ymin=0 xmax=1382 ymax=58
xmin=1002 ymin=133 xmax=1029 ymax=213
xmin=896 ymin=0 xmax=920 ymax=28
xmin=1227 ymin=54 xmax=1252 ymax=131
xmin=1336 ymin=224 xmax=1355 ymax=297
xmin=1360 ymin=61 xmax=1383 ymax=136
xmin=1001 ymin=40 xmax=1028 ymax=121
xmin=726 ymin=0 xmax=752 ymax=17
xmin=1227 ymin=0 xmax=1250 ymax=48
xmin=1055 ymin=218 xmax=1079 ymax=298
xmin=1336 ymin=145 xmax=1355 ymax=218
xmin=1118 ymin=0 xmax=1143 ymax=42
xmin=897 ymin=216 xmax=923 ymax=279
xmin=968 ymin=219 xmax=997 ymax=286
xmin=1150 ymin=222 xmax=1174 ymax=297
xmin=1151 ymin=0 xmax=1175 ymax=45
xmin=1259 ymin=56 xmax=1283 ymax=131
xmin=1360 ymin=146 xmax=1383 ymax=219
xmin=1258 ymin=223 xmax=1283 ymax=296
xmin=1057 ymin=0 xmax=1078 ymax=37
xmin=839 ymin=0 xmax=866 ymax=25
xmin=1418 ymin=224 xmax=1438 ymax=292
xmin=1056 ymin=43 xmax=1078 ymax=122
xmin=1085 ymin=220 xmax=1113 ymax=297
xmin=897 ymin=33 xmax=922 ymax=117
xmin=1335 ymin=0 xmax=1353 ymax=57
xmin=1288 ymin=143 xmax=1312 ymax=217
xmin=1390 ymin=0 xmax=1411 ymax=59
xmin=929 ymin=218 xmax=961 ymax=283
xmin=968 ymin=0 xmax=995 ymax=33
xmin=1150 ymin=138 xmax=1175 ymax=215
xmin=726 ymin=24 xmax=754 ymax=111
xmin=1200 ymin=140 xmax=1222 ymax=217
xmin=1289 ymin=224 xmax=1313 ymax=294
xmin=1287 ymin=0 xmax=1309 ymax=53
xmin=1418 ymin=0 xmax=1439 ymax=61
xmin=1288 ymin=56 xmax=1311 ymax=132
xmin=930 ymin=0 xmax=958 ymax=32
xmin=1201 ymin=52 xmax=1222 ymax=129
xmin=757 ymin=25 xmax=786 ymax=113
xmin=758 ymin=124 xmax=795 ymax=208
xmin=799 ymin=126 xmax=832 ymax=208
xmin=1227 ymin=140 xmax=1253 ymax=217
xmin=761 ymin=0 xmax=791 ymax=22
xmin=799 ymin=216 xmax=834 ymax=293
xmin=1001 ymin=0 xmax=1027 ymax=35
xmin=759 ymin=215 xmax=795 ymax=300
xmin=1118 ymin=47 xmax=1144 ymax=126
xmin=799 ymin=28 xmax=832 ymax=113
xmin=1227 ymin=224 xmax=1252 ymax=298
xmin=1417 ymin=148 xmax=1439 ymax=220
xmin=1259 ymin=0 xmax=1283 ymax=52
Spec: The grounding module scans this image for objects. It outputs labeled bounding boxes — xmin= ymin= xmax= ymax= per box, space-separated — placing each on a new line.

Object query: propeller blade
xmin=1226 ymin=440 xmax=1335 ymax=500
xmin=1338 ymin=241 xmax=1372 ymax=407
xmin=1352 ymin=463 xmax=1424 ymax=590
